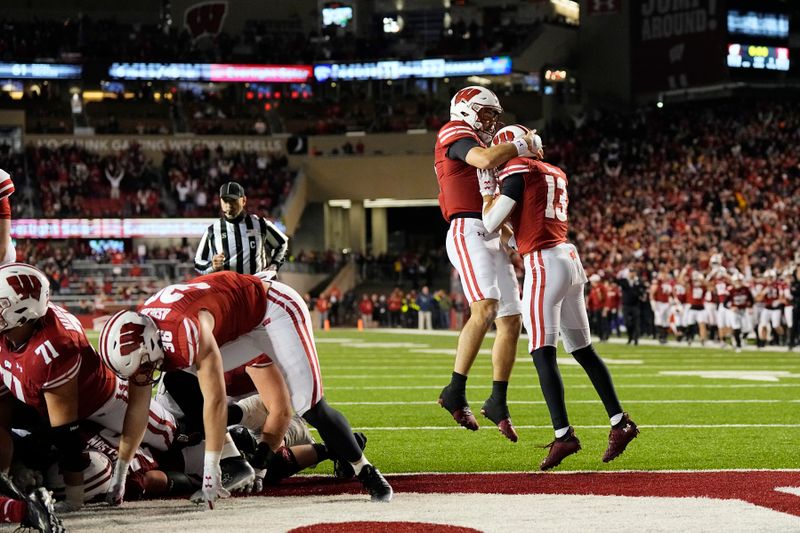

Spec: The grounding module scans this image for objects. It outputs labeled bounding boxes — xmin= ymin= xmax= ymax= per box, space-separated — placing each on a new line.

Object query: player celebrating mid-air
xmin=481 ymin=125 xmax=639 ymax=470
xmin=99 ymin=271 xmax=392 ymax=506
xmin=434 ymin=86 xmax=538 ymax=441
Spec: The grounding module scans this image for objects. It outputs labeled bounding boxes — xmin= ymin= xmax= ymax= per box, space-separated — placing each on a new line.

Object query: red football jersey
xmin=605 ymin=285 xmax=621 ymax=310
xmin=652 ymin=281 xmax=673 ymax=303
xmin=727 ymin=286 xmax=753 ymax=309
xmin=760 ymin=282 xmax=781 ymax=308
xmin=137 ymin=272 xmax=267 ymax=372
xmin=673 ymin=283 xmax=686 ymax=304
xmin=497 ymin=158 xmax=568 ymax=255
xmin=0 ymin=305 xmax=115 ymax=418
xmin=688 ymin=283 xmax=705 ymax=307
xmin=434 ymin=120 xmax=484 ymax=221
xmin=587 ymin=284 xmax=606 ymax=312
xmin=715 ymin=281 xmax=729 ymax=304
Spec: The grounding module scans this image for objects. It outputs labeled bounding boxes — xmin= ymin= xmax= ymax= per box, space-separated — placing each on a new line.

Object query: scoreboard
xmin=727 ymin=44 xmax=790 ymax=72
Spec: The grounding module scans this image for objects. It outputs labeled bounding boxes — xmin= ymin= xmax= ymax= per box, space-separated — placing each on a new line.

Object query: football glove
xmin=106 ymin=458 xmax=129 ymax=506
xmin=477 ymin=168 xmax=498 ymax=197
xmin=190 ymin=452 xmax=230 ymax=510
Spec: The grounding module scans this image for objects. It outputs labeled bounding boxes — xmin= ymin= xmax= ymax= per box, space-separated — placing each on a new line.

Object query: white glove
xmin=190 ymin=452 xmax=230 ymax=510
xmin=477 ymin=168 xmax=497 ymax=197
xmin=106 ymin=458 xmax=129 ymax=506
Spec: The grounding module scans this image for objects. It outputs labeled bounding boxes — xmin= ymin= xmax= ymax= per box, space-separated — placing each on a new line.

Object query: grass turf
xmin=86 ymin=329 xmax=800 ymax=474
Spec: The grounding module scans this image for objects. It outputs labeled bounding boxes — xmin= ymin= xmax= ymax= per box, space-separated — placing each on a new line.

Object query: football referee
xmin=194 ymin=181 xmax=289 ymax=278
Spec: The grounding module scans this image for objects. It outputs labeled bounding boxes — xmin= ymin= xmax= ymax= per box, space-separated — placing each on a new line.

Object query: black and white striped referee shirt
xmin=194 ymin=214 xmax=289 ymax=275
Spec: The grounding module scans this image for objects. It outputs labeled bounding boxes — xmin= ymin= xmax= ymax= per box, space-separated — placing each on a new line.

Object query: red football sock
xmin=0 ymin=496 xmax=26 ymax=524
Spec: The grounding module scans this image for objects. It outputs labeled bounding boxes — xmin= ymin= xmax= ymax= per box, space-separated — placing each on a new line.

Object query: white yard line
xmin=329 ymin=399 xmax=795 ymax=406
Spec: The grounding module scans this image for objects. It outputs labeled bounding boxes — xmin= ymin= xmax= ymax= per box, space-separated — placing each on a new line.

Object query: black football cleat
xmin=357 ymin=464 xmax=393 ymax=502
xmin=540 ymin=427 xmax=581 ymax=471
xmin=333 ymin=432 xmax=368 ymax=479
xmin=480 ymin=397 xmax=518 ymax=442
xmin=220 ymin=455 xmax=256 ymax=492
xmin=438 ymin=384 xmax=479 ymax=431
xmin=23 ymin=488 xmax=65 ymax=533
xmin=602 ymin=413 xmax=639 ymax=463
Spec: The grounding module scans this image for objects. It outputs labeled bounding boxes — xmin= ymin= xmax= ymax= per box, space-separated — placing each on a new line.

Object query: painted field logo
xmin=184 ymin=1 xmax=228 ymax=41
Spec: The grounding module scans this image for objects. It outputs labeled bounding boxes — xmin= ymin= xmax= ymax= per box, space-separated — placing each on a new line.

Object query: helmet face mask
xmin=131 ymin=359 xmax=161 ymax=386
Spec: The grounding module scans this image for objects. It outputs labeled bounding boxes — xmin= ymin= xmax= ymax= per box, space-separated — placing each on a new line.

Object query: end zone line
xmin=328 ymin=383 xmax=800 ymax=389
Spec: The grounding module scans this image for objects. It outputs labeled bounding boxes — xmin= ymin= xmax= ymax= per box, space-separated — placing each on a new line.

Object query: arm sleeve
xmin=499 ymin=173 xmax=524 ymax=203
xmin=261 ymin=218 xmax=289 ymax=270
xmin=446 ymin=138 xmax=480 ymax=163
xmin=482 ymin=195 xmax=517 ymax=234
xmin=194 ymin=226 xmax=214 ymax=274
xmin=0 ymin=198 xmax=10 ymax=219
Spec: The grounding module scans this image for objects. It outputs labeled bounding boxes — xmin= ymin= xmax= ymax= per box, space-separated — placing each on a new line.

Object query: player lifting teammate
xmin=481 ymin=125 xmax=639 ymax=470
xmin=434 ymin=86 xmax=538 ymax=441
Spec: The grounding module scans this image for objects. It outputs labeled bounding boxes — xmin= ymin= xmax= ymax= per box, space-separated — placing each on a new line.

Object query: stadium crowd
xmin=21 ymin=144 xmax=294 ymax=218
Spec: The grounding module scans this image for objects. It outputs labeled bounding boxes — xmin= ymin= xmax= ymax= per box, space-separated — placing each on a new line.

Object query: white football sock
xmin=610 ymin=413 xmax=624 ymax=426
xmin=350 ymin=455 xmax=371 ymax=476
xmin=554 ymin=426 xmax=570 ymax=439
xmin=221 ymin=433 xmax=241 ymax=459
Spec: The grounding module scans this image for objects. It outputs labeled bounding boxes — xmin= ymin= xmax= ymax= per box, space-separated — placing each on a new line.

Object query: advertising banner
xmin=632 ymin=0 xmax=728 ymax=93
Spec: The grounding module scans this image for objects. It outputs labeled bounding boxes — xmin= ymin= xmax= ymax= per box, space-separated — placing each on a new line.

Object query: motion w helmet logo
xmin=184 ymin=2 xmax=228 ymax=41
xmin=7 ymin=274 xmax=42 ymax=300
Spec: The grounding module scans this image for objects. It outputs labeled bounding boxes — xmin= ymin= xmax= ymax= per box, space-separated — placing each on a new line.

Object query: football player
xmin=434 ymin=86 xmax=538 ymax=440
xmin=0 ymin=263 xmax=177 ymax=512
xmin=649 ymin=269 xmax=674 ymax=344
xmin=480 ymin=125 xmax=639 ymax=470
xmin=683 ymin=271 xmax=708 ymax=346
xmin=99 ymin=271 xmax=392 ymax=505
xmin=757 ymin=270 xmax=785 ymax=347
xmin=725 ymin=273 xmax=754 ymax=352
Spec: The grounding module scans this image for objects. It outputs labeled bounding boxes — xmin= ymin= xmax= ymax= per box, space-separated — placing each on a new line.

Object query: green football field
xmin=87 ymin=329 xmax=800 ymax=473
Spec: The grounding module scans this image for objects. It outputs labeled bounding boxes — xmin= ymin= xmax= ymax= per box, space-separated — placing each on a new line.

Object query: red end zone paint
xmin=289 ymin=522 xmax=481 ymax=533
xmin=262 ymin=472 xmax=800 ymax=518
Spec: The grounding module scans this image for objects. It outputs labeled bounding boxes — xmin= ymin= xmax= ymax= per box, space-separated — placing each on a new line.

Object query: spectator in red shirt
xmin=587 ymin=274 xmax=607 ymax=341
xmin=359 ymin=294 xmax=374 ymax=328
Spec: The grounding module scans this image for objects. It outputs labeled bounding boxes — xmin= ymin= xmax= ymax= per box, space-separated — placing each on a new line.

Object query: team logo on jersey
xmin=7 ymin=274 xmax=42 ymax=300
xmin=184 ymin=1 xmax=228 ymax=41
xmin=119 ymin=323 xmax=146 ymax=356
